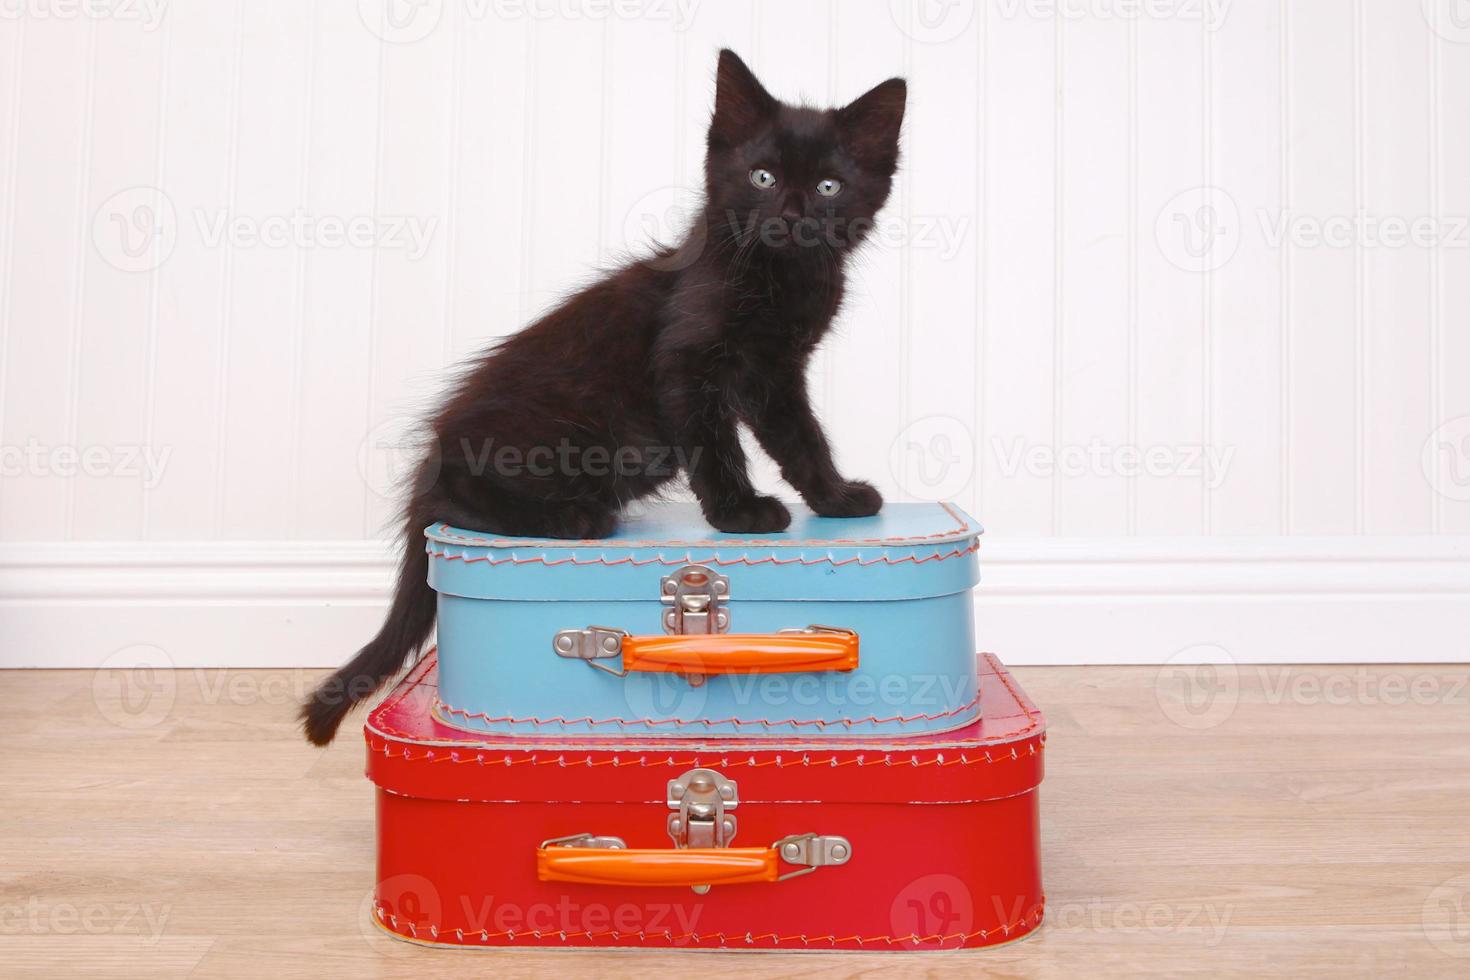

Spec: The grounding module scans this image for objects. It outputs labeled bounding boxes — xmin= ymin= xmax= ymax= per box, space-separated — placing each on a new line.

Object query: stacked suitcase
xmin=365 ymin=501 xmax=1046 ymax=951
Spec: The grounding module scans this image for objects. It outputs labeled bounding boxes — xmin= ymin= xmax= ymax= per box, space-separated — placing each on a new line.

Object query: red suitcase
xmin=365 ymin=650 xmax=1046 ymax=951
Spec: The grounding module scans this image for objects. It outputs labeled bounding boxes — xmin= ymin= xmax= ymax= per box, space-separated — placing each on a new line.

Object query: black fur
xmin=301 ymin=50 xmax=907 ymax=745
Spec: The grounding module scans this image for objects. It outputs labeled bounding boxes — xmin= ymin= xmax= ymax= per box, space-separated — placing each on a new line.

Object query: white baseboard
xmin=1 ymin=537 xmax=1467 ymax=668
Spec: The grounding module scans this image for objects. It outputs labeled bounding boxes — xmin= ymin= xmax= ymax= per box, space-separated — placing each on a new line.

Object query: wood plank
xmin=2 ymin=662 xmax=1467 ymax=975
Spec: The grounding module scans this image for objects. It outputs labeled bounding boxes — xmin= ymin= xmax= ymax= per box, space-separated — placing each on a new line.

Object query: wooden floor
xmin=4 ymin=661 xmax=1469 ymax=978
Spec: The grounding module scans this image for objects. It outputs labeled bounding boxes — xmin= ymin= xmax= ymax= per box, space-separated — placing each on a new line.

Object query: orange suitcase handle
xmin=537 ymin=846 xmax=780 ymax=887
xmin=537 ymin=833 xmax=852 ymax=888
xmin=621 ymin=629 xmax=858 ymax=676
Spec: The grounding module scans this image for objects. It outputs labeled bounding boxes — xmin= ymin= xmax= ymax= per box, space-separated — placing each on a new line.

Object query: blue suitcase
xmin=426 ymin=501 xmax=982 ymax=738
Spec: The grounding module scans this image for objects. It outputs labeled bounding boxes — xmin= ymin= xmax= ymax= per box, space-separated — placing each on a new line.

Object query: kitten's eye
xmin=749 ymin=168 xmax=777 ymax=190
xmin=816 ymin=178 xmax=843 ymax=197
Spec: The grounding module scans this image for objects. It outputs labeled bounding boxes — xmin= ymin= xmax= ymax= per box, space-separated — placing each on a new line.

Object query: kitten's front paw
xmin=808 ymin=480 xmax=883 ymax=518
xmin=707 ymin=495 xmax=792 ymax=534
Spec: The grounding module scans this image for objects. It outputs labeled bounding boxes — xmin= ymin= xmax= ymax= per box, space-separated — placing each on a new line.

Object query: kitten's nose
xmin=780 ymin=194 xmax=804 ymax=223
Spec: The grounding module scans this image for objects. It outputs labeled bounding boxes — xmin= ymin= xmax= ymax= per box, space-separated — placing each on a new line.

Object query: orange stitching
xmin=427 ymin=502 xmax=972 ymax=550
xmin=365 ymin=736 xmax=1042 ymax=769
xmin=368 ymin=651 xmax=1043 ymax=747
xmin=373 ymin=901 xmax=1042 ymax=947
xmin=425 ymin=540 xmax=979 ymax=568
xmin=984 ymin=651 xmax=1043 ymax=732
xmin=431 ymin=690 xmax=983 ymax=731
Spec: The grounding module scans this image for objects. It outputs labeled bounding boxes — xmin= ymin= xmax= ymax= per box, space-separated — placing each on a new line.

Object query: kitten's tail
xmin=300 ymin=504 xmax=437 ymax=746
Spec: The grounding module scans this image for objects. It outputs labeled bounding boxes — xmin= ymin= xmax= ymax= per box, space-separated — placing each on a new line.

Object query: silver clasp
xmin=771 ymin=833 xmax=854 ymax=881
xmin=667 ymin=767 xmax=739 ymax=894
xmin=661 ymin=564 xmax=730 ymax=636
xmin=550 ymin=626 xmax=629 ymax=676
xmin=540 ymin=833 xmax=627 ymax=850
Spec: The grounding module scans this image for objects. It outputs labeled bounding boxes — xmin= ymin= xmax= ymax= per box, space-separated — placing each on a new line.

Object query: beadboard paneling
xmin=0 ymin=0 xmax=1465 ymax=550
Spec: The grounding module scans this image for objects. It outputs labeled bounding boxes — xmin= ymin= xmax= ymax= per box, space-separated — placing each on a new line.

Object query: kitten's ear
xmin=710 ymin=49 xmax=777 ymax=147
xmin=837 ymin=77 xmax=907 ymax=175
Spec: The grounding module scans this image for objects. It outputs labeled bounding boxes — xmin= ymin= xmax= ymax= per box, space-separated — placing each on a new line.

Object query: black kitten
xmin=302 ymin=50 xmax=907 ymax=744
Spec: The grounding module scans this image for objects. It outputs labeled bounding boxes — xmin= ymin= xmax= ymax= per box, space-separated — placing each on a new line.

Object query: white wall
xmin=1 ymin=1 xmax=1468 ymax=667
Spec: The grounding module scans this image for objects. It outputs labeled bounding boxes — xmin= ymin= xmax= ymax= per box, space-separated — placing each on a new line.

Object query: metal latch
xmin=661 ymin=564 xmax=730 ymax=636
xmin=539 ymin=767 xmax=852 ymax=893
xmin=771 ymin=833 xmax=853 ymax=880
xmin=540 ymin=833 xmax=626 ymax=849
xmin=667 ymin=768 xmax=738 ymax=849
xmin=550 ymin=625 xmax=630 ymax=676
xmin=552 ymin=564 xmax=730 ymax=683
